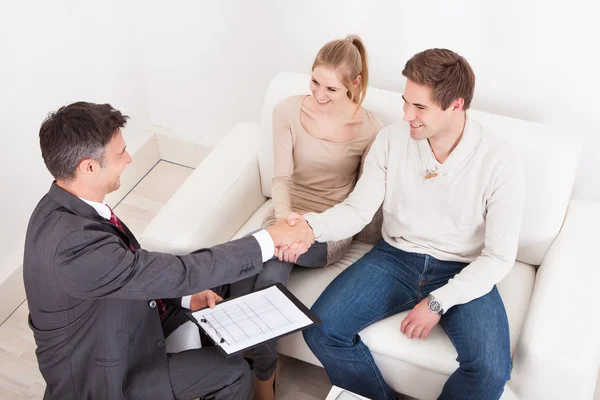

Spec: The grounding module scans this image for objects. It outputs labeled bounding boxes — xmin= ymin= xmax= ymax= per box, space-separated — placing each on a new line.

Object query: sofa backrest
xmin=257 ymin=72 xmax=582 ymax=266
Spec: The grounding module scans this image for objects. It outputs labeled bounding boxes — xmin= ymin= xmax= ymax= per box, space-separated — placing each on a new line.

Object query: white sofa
xmin=141 ymin=72 xmax=600 ymax=400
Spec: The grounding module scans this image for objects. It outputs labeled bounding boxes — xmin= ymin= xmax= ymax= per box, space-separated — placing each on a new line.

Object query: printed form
xmin=191 ymin=285 xmax=315 ymax=355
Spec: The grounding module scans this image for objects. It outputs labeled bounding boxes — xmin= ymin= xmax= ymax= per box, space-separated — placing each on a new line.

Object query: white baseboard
xmin=0 ymin=265 xmax=25 ymax=325
xmin=105 ymin=131 xmax=161 ymax=208
xmin=150 ymin=125 xmax=215 ymax=168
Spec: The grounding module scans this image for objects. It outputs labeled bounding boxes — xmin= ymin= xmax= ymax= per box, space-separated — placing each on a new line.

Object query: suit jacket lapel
xmin=48 ymin=182 xmax=138 ymax=249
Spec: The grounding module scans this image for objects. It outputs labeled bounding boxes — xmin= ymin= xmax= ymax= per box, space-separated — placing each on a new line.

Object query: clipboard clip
xmin=200 ymin=317 xmax=228 ymax=345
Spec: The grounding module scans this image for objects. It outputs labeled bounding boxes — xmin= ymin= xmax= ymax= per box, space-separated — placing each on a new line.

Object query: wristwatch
xmin=427 ymin=295 xmax=443 ymax=315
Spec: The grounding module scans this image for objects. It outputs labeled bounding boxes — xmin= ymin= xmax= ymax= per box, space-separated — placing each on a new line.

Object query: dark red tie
xmin=107 ymin=205 xmax=166 ymax=317
xmin=108 ymin=207 xmax=135 ymax=251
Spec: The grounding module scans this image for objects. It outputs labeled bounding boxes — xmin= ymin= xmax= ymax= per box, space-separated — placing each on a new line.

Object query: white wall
xmin=2 ymin=0 xmax=598 ymax=287
xmin=133 ymin=0 xmax=599 ymax=200
xmin=0 ymin=1 xmax=152 ymax=285
xmin=125 ymin=0 xmax=282 ymax=146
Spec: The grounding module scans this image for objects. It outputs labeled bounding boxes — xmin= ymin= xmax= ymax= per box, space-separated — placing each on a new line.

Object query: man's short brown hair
xmin=402 ymin=48 xmax=475 ymax=110
xmin=39 ymin=102 xmax=129 ymax=181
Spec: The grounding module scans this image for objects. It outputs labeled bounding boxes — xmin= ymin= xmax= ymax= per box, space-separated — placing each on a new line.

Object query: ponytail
xmin=346 ymin=34 xmax=369 ymax=106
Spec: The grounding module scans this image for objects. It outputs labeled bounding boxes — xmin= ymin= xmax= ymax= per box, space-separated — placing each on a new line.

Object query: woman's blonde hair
xmin=312 ymin=34 xmax=369 ymax=106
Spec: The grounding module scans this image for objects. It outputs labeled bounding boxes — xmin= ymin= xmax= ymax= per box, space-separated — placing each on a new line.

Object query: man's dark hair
xmin=402 ymin=48 xmax=476 ymax=110
xmin=39 ymin=102 xmax=129 ymax=180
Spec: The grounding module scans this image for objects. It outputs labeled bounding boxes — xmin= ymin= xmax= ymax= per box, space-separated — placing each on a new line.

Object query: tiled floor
xmin=113 ymin=160 xmax=195 ymax=238
xmin=1 ymin=161 xmax=599 ymax=399
xmin=0 ymin=301 xmax=44 ymax=400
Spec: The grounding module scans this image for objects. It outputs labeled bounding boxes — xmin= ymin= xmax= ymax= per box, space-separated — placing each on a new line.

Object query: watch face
xmin=429 ymin=300 xmax=441 ymax=313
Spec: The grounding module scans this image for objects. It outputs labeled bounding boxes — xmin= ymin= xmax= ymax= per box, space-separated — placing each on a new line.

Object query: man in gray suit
xmin=23 ymin=102 xmax=314 ymax=400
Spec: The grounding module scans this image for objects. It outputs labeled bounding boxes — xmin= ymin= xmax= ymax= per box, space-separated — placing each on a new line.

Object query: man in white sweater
xmin=298 ymin=49 xmax=526 ymax=400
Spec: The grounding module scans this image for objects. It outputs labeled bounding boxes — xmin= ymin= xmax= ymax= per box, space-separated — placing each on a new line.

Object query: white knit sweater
xmin=305 ymin=115 xmax=526 ymax=312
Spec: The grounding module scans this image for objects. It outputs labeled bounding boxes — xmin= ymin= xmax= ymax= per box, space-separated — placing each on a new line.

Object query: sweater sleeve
xmin=271 ymin=100 xmax=294 ymax=220
xmin=431 ymin=156 xmax=526 ymax=312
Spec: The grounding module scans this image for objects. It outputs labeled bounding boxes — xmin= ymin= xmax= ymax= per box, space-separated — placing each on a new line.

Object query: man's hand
xmin=272 ymin=212 xmax=311 ymax=262
xmin=400 ymin=298 xmax=441 ymax=340
xmin=266 ymin=217 xmax=314 ymax=254
xmin=189 ymin=290 xmax=223 ymax=311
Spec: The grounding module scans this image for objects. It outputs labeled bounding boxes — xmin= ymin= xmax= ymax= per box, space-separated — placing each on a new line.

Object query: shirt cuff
xmin=430 ymin=285 xmax=458 ymax=314
xmin=252 ymin=229 xmax=274 ymax=262
xmin=181 ymin=295 xmax=192 ymax=310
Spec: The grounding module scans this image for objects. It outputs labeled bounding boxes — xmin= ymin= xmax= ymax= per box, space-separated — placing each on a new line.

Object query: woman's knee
xmin=295 ymin=241 xmax=328 ymax=268
xmin=255 ymin=259 xmax=293 ymax=288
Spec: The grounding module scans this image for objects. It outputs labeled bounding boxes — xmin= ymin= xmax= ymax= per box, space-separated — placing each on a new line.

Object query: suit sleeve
xmin=55 ymin=233 xmax=263 ymax=300
xmin=162 ymin=298 xmax=183 ymax=308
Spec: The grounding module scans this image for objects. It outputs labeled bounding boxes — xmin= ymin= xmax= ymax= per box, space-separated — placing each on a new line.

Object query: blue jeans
xmin=303 ymin=240 xmax=511 ymax=400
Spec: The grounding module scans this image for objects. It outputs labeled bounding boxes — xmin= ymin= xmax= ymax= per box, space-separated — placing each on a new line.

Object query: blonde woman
xmin=233 ymin=35 xmax=383 ymax=400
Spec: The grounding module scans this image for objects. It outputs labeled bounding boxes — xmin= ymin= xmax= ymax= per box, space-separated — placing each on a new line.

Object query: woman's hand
xmin=275 ymin=243 xmax=305 ymax=263
xmin=273 ymin=213 xmax=311 ymax=263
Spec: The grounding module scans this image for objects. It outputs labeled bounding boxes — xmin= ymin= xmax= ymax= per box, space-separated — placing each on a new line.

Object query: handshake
xmin=265 ymin=213 xmax=315 ymax=263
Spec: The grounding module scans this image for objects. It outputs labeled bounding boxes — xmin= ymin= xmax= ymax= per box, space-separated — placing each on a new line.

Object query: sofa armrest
xmin=510 ymin=199 xmax=600 ymax=399
xmin=140 ymin=122 xmax=267 ymax=254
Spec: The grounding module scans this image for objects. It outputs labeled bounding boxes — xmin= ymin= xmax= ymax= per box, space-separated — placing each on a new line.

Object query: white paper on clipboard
xmin=190 ymin=285 xmax=315 ymax=355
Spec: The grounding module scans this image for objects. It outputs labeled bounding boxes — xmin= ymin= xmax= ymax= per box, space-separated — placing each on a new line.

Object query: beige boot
xmin=253 ymin=365 xmax=278 ymax=400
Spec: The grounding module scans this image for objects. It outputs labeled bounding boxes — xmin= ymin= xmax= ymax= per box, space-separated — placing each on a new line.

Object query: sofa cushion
xmin=256 ymin=72 xmax=582 ymax=266
xmin=232 ymin=201 xmax=536 ymax=379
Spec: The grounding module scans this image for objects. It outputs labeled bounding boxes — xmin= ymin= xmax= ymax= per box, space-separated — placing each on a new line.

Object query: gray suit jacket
xmin=23 ymin=183 xmax=263 ymax=400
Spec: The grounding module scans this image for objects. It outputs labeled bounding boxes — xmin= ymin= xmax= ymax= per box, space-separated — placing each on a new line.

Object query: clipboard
xmin=187 ymin=283 xmax=321 ymax=358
